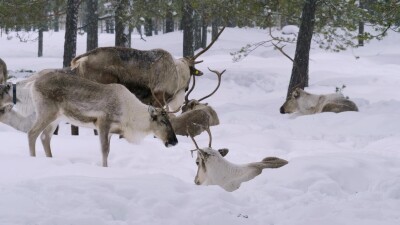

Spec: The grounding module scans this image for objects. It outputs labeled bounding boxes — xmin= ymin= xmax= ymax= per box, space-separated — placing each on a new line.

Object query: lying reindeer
xmin=189 ymin=133 xmax=288 ymax=192
xmin=0 ymin=71 xmax=178 ymax=167
xmin=280 ymin=87 xmax=359 ymax=115
xmin=71 ymin=28 xmax=225 ymax=111
xmin=168 ymin=68 xmax=225 ymax=147
xmin=0 ymin=58 xmax=7 ymax=84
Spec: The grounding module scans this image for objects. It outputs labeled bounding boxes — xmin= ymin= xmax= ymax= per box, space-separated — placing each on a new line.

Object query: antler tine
xmin=192 ymin=26 xmax=225 ymax=60
xmin=198 ymin=68 xmax=226 ymax=102
xmin=187 ymin=125 xmax=200 ymax=150
xmin=150 ymin=89 xmax=164 ymax=108
xmin=184 ymin=75 xmax=196 ymax=104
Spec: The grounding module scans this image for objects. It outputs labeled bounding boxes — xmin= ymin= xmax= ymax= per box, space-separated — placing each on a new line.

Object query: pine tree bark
xmin=211 ymin=19 xmax=219 ymax=41
xmin=194 ymin=12 xmax=202 ymax=51
xmin=182 ymin=0 xmax=194 ymax=57
xmin=86 ymin=0 xmax=98 ymax=51
xmin=286 ymin=0 xmax=318 ymax=99
xmin=165 ymin=10 xmax=174 ymax=33
xmin=38 ymin=28 xmax=43 ymax=57
xmin=63 ymin=0 xmax=80 ymax=135
xmin=115 ymin=0 xmax=130 ymax=47
xmin=201 ymin=18 xmax=207 ymax=49
xmin=144 ymin=18 xmax=153 ymax=36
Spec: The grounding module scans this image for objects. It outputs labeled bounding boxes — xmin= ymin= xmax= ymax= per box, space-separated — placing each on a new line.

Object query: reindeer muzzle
xmin=165 ymin=136 xmax=178 ymax=147
xmin=279 ymin=106 xmax=286 ymax=114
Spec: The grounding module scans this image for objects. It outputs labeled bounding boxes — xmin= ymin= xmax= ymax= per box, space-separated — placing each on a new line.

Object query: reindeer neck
xmin=0 ymin=109 xmax=35 ymax=133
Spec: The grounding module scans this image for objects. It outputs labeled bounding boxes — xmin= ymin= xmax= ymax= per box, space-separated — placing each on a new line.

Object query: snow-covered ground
xmin=1 ymin=27 xmax=400 ymax=225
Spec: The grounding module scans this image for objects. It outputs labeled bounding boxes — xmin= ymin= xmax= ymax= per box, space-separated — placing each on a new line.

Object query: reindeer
xmin=280 ymin=87 xmax=359 ymax=115
xmin=168 ymin=68 xmax=224 ymax=147
xmin=0 ymin=58 xmax=8 ymax=84
xmin=0 ymin=71 xmax=178 ymax=167
xmin=189 ymin=133 xmax=288 ymax=192
xmin=70 ymin=27 xmax=225 ymax=111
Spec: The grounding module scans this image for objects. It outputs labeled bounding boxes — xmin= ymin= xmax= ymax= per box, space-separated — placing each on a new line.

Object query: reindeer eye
xmin=196 ymin=161 xmax=199 ymax=166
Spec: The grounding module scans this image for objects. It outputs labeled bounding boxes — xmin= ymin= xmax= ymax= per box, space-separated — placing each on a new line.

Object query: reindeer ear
xmin=293 ymin=89 xmax=300 ymax=98
xmin=218 ymin=148 xmax=229 ymax=157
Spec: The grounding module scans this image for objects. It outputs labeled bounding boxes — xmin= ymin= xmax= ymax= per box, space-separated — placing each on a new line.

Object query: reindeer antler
xmin=184 ymin=75 xmax=197 ymax=104
xmin=188 ymin=125 xmax=200 ymax=150
xmin=191 ymin=27 xmax=226 ymax=61
xmin=150 ymin=89 xmax=181 ymax=113
xmin=198 ymin=68 xmax=226 ymax=102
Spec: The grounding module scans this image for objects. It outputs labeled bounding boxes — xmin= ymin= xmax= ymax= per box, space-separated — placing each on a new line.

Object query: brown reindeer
xmin=0 ymin=71 xmax=178 ymax=167
xmin=169 ymin=68 xmax=225 ymax=147
xmin=70 ymin=27 xmax=225 ymax=111
xmin=0 ymin=58 xmax=8 ymax=84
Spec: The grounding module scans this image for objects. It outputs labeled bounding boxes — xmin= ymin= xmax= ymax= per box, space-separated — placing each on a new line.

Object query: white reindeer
xmin=189 ymin=134 xmax=288 ymax=192
xmin=0 ymin=70 xmax=178 ymax=167
xmin=280 ymin=87 xmax=358 ymax=115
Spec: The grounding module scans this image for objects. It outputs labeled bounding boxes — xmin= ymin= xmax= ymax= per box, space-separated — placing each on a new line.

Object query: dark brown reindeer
xmin=169 ymin=68 xmax=225 ymax=147
xmin=70 ymin=27 xmax=225 ymax=111
xmin=0 ymin=71 xmax=178 ymax=167
xmin=0 ymin=58 xmax=8 ymax=84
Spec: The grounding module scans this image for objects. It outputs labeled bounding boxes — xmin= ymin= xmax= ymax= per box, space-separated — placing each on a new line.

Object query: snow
xmin=281 ymin=25 xmax=299 ymax=35
xmin=1 ymin=27 xmax=400 ymax=225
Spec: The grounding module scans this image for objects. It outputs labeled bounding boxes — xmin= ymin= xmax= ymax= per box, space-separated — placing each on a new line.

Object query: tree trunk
xmin=115 ymin=0 xmax=130 ymax=47
xmin=53 ymin=14 xmax=59 ymax=32
xmin=63 ymin=0 xmax=80 ymax=135
xmin=194 ymin=12 xmax=202 ymax=51
xmin=358 ymin=0 xmax=364 ymax=47
xmin=286 ymin=0 xmax=318 ymax=99
xmin=182 ymin=1 xmax=194 ymax=57
xmin=86 ymin=0 xmax=98 ymax=135
xmin=38 ymin=28 xmax=43 ymax=57
xmin=86 ymin=0 xmax=98 ymax=51
xmin=211 ymin=19 xmax=219 ymax=41
xmin=201 ymin=18 xmax=207 ymax=49
xmin=165 ymin=10 xmax=174 ymax=33
xmin=144 ymin=17 xmax=153 ymax=36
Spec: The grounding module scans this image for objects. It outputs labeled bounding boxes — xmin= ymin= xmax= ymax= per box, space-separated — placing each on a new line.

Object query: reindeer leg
xmin=28 ymin=114 xmax=57 ymax=157
xmin=40 ymin=121 xmax=59 ymax=157
xmin=98 ymin=121 xmax=111 ymax=167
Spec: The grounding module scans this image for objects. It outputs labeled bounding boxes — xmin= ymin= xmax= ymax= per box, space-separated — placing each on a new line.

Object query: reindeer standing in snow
xmin=280 ymin=87 xmax=358 ymax=115
xmin=189 ymin=133 xmax=288 ymax=192
xmin=71 ymin=28 xmax=225 ymax=111
xmin=0 ymin=71 xmax=178 ymax=167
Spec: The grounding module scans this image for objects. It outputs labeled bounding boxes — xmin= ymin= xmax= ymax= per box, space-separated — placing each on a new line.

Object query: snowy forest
xmin=1 ymin=0 xmax=400 ymax=225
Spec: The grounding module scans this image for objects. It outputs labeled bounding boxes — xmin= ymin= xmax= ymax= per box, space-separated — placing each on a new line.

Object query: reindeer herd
xmin=0 ymin=28 xmax=359 ymax=192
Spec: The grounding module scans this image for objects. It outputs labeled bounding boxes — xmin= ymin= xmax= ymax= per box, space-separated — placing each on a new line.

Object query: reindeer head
xmin=182 ymin=68 xmax=226 ymax=113
xmin=182 ymin=27 xmax=226 ymax=78
xmin=194 ymin=147 xmax=229 ymax=185
xmin=148 ymin=106 xmax=178 ymax=147
xmin=0 ymin=83 xmax=13 ymax=114
xmin=280 ymin=87 xmax=304 ymax=114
